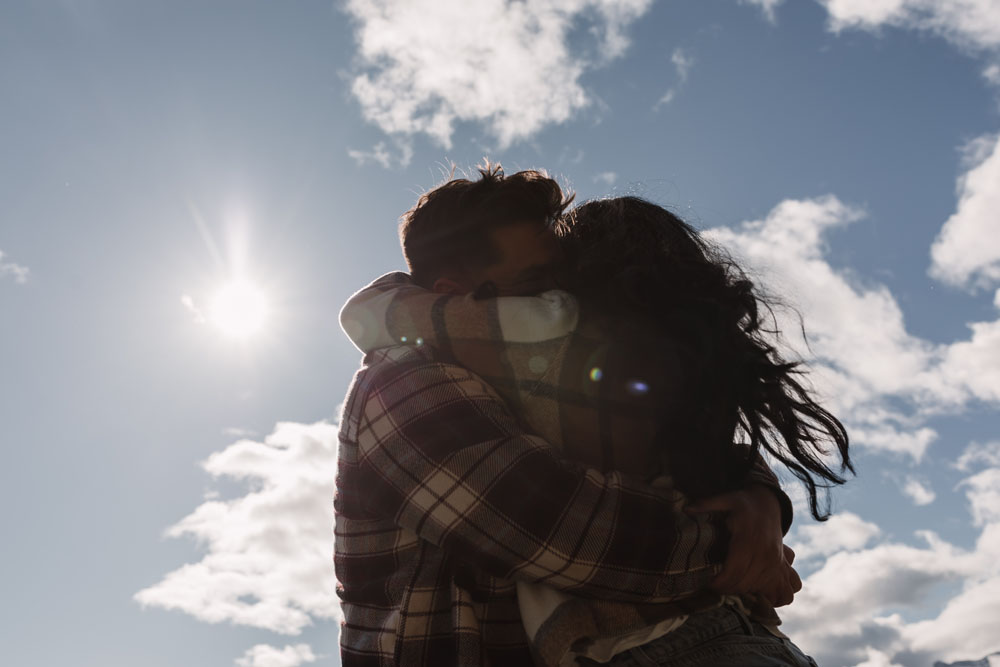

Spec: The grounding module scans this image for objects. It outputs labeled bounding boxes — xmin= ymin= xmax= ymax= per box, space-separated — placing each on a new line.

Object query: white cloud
xmin=782 ymin=468 xmax=1000 ymax=666
xmin=930 ymin=133 xmax=1000 ymax=290
xmin=739 ymin=0 xmax=785 ymax=23
xmin=783 ymin=529 xmax=971 ymax=664
xmin=853 ymin=647 xmax=905 ymax=667
xmin=817 ymin=0 xmax=1000 ymax=52
xmin=234 ymin=644 xmax=317 ymax=667
xmin=344 ymin=0 xmax=653 ymax=149
xmin=0 ymin=249 xmax=30 ymax=284
xmin=788 ymin=511 xmax=882 ymax=561
xmin=955 ymin=440 xmax=1000 ymax=471
xmin=134 ymin=421 xmax=341 ymax=635
xmin=898 ymin=518 xmax=1000 ymax=662
xmin=902 ymin=476 xmax=936 ymax=505
xmin=846 ymin=425 xmax=937 ymax=462
xmin=594 ymin=171 xmax=618 ymax=186
xmin=936 ymin=292 xmax=1000 ymax=404
xmin=347 ymin=139 xmax=414 ymax=169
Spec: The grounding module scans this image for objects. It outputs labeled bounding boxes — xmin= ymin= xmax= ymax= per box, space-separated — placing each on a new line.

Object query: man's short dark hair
xmin=399 ymin=162 xmax=572 ymax=288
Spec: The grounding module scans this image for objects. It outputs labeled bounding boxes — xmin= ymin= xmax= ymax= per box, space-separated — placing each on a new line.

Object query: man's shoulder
xmin=340 ymin=344 xmax=503 ymax=437
xmin=352 ymin=343 xmax=453 ymax=390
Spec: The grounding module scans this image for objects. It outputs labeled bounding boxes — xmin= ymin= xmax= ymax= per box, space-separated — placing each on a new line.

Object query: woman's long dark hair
xmin=559 ymin=196 xmax=853 ymax=521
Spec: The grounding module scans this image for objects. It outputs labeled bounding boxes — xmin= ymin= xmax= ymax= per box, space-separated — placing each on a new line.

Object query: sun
xmin=209 ymin=280 xmax=268 ymax=338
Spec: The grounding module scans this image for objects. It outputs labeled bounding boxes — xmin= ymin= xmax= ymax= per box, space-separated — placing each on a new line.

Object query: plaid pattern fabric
xmin=336 ymin=274 xmax=791 ymax=666
xmin=336 ymin=345 xmax=732 ymax=666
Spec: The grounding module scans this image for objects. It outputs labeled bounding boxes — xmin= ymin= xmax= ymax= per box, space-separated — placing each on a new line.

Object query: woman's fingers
xmin=695 ymin=485 xmax=791 ymax=601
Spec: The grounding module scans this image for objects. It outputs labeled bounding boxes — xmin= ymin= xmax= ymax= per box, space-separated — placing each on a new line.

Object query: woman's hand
xmin=686 ymin=484 xmax=802 ymax=607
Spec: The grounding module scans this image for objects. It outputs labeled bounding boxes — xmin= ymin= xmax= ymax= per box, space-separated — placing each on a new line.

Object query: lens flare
xmin=627 ymin=380 xmax=650 ymax=395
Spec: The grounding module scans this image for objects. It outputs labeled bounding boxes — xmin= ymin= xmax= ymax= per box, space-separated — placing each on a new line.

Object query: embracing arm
xmin=340 ymin=271 xmax=577 ymax=353
xmin=343 ymin=273 xmax=798 ymax=604
xmin=688 ymin=456 xmax=800 ymax=607
xmin=352 ymin=353 xmax=727 ymax=604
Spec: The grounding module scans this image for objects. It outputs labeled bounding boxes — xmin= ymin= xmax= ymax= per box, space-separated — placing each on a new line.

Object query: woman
xmin=340 ymin=196 xmax=851 ymax=666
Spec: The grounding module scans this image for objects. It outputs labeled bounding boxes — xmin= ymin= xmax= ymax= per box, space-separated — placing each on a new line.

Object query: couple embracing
xmin=334 ymin=164 xmax=852 ymax=666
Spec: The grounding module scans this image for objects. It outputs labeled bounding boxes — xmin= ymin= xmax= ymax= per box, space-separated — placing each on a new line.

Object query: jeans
xmin=577 ymin=604 xmax=819 ymax=667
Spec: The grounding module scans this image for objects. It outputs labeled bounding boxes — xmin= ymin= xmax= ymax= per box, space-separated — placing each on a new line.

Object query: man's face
xmin=466 ymin=221 xmax=563 ymax=297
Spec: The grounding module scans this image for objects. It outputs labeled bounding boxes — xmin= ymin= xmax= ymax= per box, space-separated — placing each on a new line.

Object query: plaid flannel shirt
xmin=335 ymin=273 xmax=791 ymax=666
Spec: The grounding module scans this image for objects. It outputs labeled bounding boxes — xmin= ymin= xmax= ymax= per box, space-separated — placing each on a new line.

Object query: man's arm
xmin=352 ymin=351 xmax=728 ymax=605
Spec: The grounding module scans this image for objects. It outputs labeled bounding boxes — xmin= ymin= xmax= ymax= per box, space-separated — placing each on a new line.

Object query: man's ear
xmin=431 ymin=277 xmax=469 ymax=295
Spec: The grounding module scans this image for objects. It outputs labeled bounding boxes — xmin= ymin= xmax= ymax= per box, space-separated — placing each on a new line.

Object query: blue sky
xmin=3 ymin=1 xmax=1000 ymax=666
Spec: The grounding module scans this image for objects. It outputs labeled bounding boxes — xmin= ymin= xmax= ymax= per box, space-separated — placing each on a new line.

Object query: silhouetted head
xmin=561 ymin=196 xmax=853 ymax=520
xmin=400 ymin=163 xmax=572 ymax=296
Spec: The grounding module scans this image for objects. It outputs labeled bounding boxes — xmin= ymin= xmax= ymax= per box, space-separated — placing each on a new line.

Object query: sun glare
xmin=210 ymin=280 xmax=268 ymax=338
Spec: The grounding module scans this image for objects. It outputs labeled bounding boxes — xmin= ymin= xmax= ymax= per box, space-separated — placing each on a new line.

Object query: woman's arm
xmin=340 ymin=271 xmax=578 ymax=354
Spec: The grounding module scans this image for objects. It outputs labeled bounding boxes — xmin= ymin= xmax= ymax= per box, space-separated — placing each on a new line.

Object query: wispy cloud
xmin=134 ymin=421 xmax=341 ymax=635
xmin=738 ymin=0 xmax=785 ymax=23
xmin=593 ymin=171 xmax=618 ymax=186
xmin=0 ymin=249 xmax=30 ymax=284
xmin=962 ymin=468 xmax=1000 ymax=526
xmin=654 ymin=47 xmax=695 ymax=110
xmin=347 ymin=139 xmax=414 ymax=169
xmin=955 ymin=441 xmax=1000 ymax=472
xmin=222 ymin=427 xmax=259 ymax=439
xmin=984 ymin=63 xmax=1000 ymax=85
xmin=902 ymin=476 xmax=936 ymax=506
xmin=234 ymin=643 xmax=317 ymax=667
xmin=181 ymin=294 xmax=207 ymax=325
xmin=344 ymin=0 xmax=653 ymax=150
xmin=671 ymin=47 xmax=695 ymax=81
xmin=655 ymin=89 xmax=677 ymax=108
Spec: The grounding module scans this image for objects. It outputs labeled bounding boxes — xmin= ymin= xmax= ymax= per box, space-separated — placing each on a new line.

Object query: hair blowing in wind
xmin=561 ymin=196 xmax=854 ymax=521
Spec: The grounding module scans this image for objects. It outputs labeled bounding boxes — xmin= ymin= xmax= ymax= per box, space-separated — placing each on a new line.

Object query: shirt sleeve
xmin=353 ymin=352 xmax=729 ymax=604
xmin=339 ymin=271 xmax=578 ymax=352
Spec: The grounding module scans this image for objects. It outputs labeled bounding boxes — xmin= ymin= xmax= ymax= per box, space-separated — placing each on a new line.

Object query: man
xmin=334 ymin=165 xmax=798 ymax=666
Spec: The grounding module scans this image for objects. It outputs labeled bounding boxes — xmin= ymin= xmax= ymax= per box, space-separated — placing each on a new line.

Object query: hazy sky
xmin=3 ymin=1 xmax=1000 ymax=666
